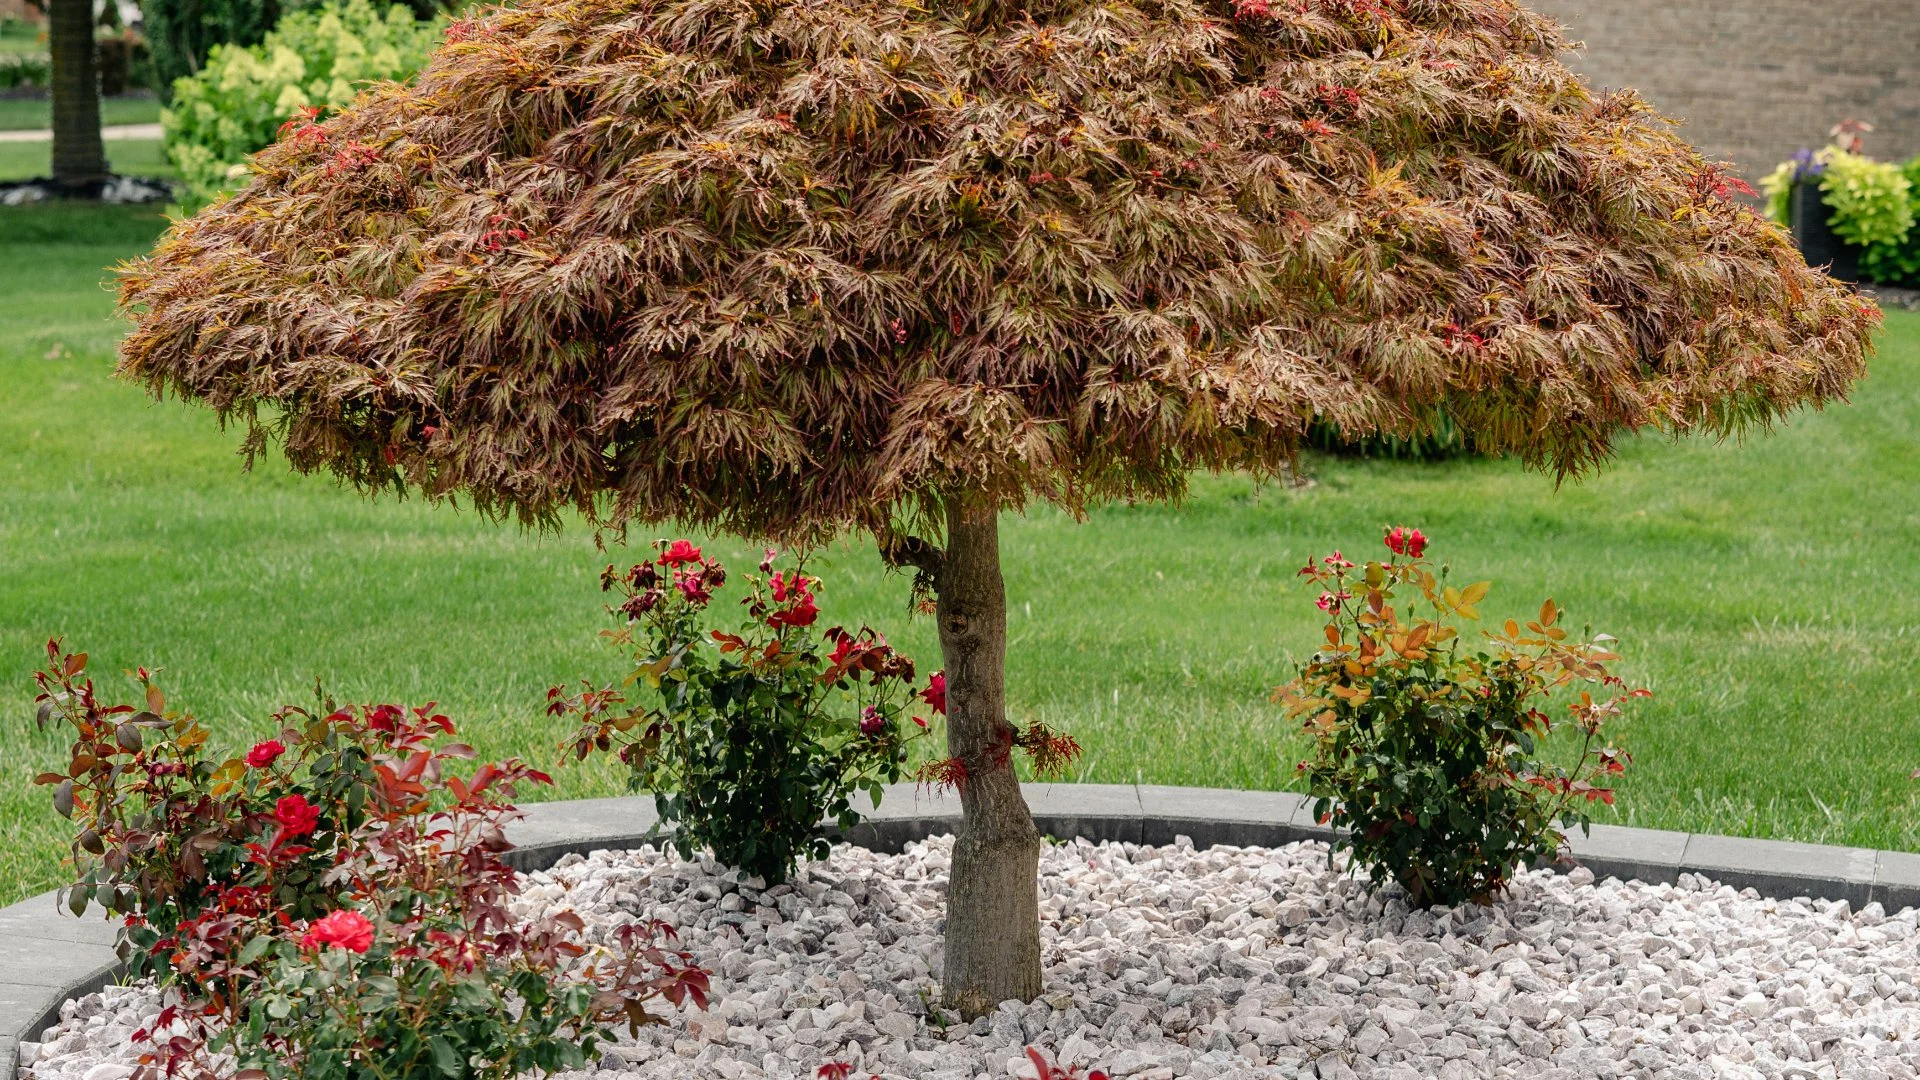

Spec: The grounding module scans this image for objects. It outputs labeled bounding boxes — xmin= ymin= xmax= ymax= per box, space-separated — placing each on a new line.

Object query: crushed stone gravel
xmin=18 ymin=835 xmax=1920 ymax=1080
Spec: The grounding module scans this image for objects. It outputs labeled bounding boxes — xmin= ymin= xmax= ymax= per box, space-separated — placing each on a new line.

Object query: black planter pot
xmin=1789 ymin=178 xmax=1861 ymax=283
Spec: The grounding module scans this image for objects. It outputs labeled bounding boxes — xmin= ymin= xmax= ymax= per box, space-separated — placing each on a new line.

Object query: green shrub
xmin=1306 ymin=413 xmax=1473 ymax=462
xmin=1816 ymin=149 xmax=1914 ymax=249
xmin=161 ymin=0 xmax=441 ymax=210
xmin=1759 ymin=161 xmax=1795 ymax=225
xmin=140 ymin=0 xmax=448 ymax=99
xmin=1280 ymin=529 xmax=1642 ymax=907
xmin=1860 ymin=156 xmax=1920 ymax=287
xmin=0 ymin=51 xmax=49 ymax=90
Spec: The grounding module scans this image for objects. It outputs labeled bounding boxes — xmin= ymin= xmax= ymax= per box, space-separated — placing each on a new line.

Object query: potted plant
xmin=1764 ymin=122 xmax=1915 ymax=285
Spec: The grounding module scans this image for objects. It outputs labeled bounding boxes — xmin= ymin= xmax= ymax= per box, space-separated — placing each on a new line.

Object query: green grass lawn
xmin=0 ymin=136 xmax=174 ymax=182
xmin=0 ymin=20 xmax=40 ymax=55
xmin=0 ymin=95 xmax=163 ymax=131
xmin=3 ymin=203 xmax=1919 ymax=906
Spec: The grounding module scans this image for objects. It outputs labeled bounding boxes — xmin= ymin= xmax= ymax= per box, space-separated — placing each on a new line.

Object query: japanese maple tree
xmin=119 ymin=0 xmax=1875 ymax=1015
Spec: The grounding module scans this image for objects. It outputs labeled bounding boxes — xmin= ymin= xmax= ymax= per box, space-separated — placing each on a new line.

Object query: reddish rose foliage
xmin=31 ymin=642 xmax=709 ymax=1080
xmin=1024 ymin=1047 xmax=1111 ymax=1080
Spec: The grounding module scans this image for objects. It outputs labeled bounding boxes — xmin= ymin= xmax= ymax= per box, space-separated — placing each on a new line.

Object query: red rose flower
xmin=826 ymin=631 xmax=862 ymax=667
xmin=675 ymin=569 xmax=714 ymax=605
xmin=768 ymin=594 xmax=819 ymax=628
xmin=767 ymin=571 xmax=820 ymax=628
xmin=1384 ymin=526 xmax=1427 ymax=558
xmin=244 ymin=740 xmax=285 ymax=769
xmin=301 ymin=910 xmax=375 ymax=954
xmin=274 ymin=794 xmax=321 ymax=837
xmin=920 ymin=672 xmax=947 ymax=715
xmin=660 ymin=539 xmax=702 ymax=566
xmin=859 ymin=706 xmax=886 ymax=736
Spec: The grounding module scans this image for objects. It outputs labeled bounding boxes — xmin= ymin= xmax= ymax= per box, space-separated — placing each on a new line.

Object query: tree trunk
xmin=49 ymin=0 xmax=106 ymax=192
xmin=937 ymin=501 xmax=1042 ymax=1018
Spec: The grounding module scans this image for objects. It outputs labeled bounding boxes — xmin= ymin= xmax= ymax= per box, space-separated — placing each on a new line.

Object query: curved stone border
xmin=8 ymin=782 xmax=1920 ymax=1073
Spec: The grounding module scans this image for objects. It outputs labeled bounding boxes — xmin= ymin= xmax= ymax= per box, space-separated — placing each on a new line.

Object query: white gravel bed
xmin=18 ymin=835 xmax=1920 ymax=1080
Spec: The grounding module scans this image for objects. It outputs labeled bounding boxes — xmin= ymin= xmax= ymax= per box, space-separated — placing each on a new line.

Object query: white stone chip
xmin=18 ymin=836 xmax=1920 ymax=1079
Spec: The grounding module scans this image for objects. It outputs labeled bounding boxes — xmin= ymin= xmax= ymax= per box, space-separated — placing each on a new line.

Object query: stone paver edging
xmin=7 ymin=782 xmax=1920 ymax=1074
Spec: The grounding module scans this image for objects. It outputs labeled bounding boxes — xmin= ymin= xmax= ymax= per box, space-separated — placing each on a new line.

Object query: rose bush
xmin=32 ymin=643 xmax=710 ymax=1080
xmin=140 ymin=764 xmax=707 ymax=1080
xmin=31 ymin=643 xmax=412 ymax=984
xmin=1278 ymin=530 xmax=1644 ymax=906
xmin=551 ymin=543 xmax=937 ymax=884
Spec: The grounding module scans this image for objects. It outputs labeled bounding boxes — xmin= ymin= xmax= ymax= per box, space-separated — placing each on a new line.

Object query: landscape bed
xmin=7 ymin=787 xmax=1920 ymax=1080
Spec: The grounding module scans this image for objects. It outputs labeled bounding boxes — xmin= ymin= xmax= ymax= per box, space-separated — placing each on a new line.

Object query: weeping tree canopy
xmin=119 ymin=0 xmax=1877 ymax=542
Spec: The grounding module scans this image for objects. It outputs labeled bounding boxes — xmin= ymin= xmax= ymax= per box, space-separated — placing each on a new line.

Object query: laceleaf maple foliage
xmin=117 ymin=0 xmax=1875 ymax=540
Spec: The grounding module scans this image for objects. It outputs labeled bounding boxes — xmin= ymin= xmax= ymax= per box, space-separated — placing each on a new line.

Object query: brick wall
xmin=1529 ymin=0 xmax=1920 ymax=181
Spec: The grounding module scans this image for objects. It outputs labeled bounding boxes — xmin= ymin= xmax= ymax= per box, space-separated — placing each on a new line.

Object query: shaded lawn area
xmin=2 ymin=203 xmax=1918 ymax=906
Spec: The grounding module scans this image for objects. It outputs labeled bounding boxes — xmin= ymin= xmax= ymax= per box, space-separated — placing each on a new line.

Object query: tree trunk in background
xmin=49 ymin=0 xmax=106 ymax=191
xmin=937 ymin=502 xmax=1043 ymax=1018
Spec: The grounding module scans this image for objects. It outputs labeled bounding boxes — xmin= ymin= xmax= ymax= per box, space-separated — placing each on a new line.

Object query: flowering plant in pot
xmin=1278 ymin=529 xmax=1645 ymax=906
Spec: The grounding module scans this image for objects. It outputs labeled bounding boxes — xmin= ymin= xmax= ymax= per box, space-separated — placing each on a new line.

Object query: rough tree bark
xmin=49 ymin=0 xmax=106 ymax=192
xmin=935 ymin=501 xmax=1043 ymax=1018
